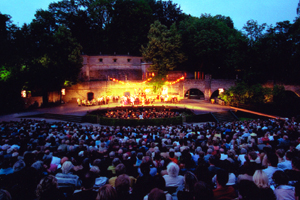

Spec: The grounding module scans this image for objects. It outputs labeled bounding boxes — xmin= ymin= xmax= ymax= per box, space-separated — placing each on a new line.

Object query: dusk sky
xmin=0 ymin=0 xmax=299 ymax=31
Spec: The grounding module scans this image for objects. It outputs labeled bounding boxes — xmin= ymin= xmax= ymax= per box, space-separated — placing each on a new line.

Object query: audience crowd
xmin=0 ymin=117 xmax=300 ymax=200
xmin=104 ymin=108 xmax=180 ymax=119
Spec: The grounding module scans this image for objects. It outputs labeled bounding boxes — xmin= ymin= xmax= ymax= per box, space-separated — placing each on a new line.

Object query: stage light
xmin=218 ymin=88 xmax=224 ymax=94
xmin=21 ymin=90 xmax=26 ymax=98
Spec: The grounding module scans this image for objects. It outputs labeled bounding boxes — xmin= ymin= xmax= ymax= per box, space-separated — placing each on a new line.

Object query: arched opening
xmin=87 ymin=92 xmax=94 ymax=101
xmin=210 ymin=90 xmax=220 ymax=99
xmin=184 ymin=88 xmax=204 ymax=99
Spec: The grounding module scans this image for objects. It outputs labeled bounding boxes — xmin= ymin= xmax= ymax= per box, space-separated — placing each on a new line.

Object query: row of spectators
xmin=104 ymin=108 xmax=180 ymax=119
xmin=0 ymin=117 xmax=299 ymax=200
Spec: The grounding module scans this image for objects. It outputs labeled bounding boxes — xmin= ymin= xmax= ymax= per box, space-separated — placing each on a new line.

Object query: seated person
xmin=72 ymin=171 xmax=98 ymax=200
xmin=55 ymin=161 xmax=81 ymax=188
xmin=163 ymin=162 xmax=184 ymax=187
xmin=272 ymin=170 xmax=295 ymax=200
xmin=108 ymin=163 xmax=136 ymax=187
xmin=213 ymin=169 xmax=237 ymax=200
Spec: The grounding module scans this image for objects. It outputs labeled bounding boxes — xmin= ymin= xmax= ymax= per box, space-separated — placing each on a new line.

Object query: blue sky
xmin=0 ymin=0 xmax=299 ymax=30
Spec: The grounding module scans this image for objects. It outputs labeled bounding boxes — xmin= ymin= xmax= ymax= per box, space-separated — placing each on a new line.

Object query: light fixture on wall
xmin=218 ymin=88 xmax=224 ymax=94
xmin=21 ymin=90 xmax=26 ymax=98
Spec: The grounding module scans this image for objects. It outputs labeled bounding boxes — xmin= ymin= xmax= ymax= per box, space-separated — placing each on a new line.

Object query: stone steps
xmin=211 ymin=111 xmax=239 ymax=123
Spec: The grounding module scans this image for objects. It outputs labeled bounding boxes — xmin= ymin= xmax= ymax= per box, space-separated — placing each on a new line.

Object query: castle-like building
xmin=79 ymin=55 xmax=151 ymax=81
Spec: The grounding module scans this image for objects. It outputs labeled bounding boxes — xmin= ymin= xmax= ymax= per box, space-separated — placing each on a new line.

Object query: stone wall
xmin=80 ymin=55 xmax=148 ymax=81
xmin=63 ymin=78 xmax=237 ymax=102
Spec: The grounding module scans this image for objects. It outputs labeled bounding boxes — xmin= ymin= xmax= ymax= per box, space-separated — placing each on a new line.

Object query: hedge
xmin=185 ymin=113 xmax=216 ymax=123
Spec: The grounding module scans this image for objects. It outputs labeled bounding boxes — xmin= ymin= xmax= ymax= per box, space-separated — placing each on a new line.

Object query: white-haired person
xmin=253 ymin=170 xmax=276 ymax=200
xmin=163 ymin=162 xmax=184 ymax=187
xmin=55 ymin=161 xmax=81 ymax=188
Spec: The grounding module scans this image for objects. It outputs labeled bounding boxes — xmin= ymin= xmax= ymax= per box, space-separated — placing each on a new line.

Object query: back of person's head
xmin=82 ymin=158 xmax=90 ymax=169
xmin=140 ymin=162 xmax=151 ymax=175
xmin=238 ymin=180 xmax=259 ymax=200
xmin=216 ymin=169 xmax=229 ymax=187
xmin=167 ymin=162 xmax=179 ymax=177
xmin=207 ymin=148 xmax=213 ymax=154
xmin=93 ymin=159 xmax=102 ymax=168
xmin=184 ymin=171 xmax=198 ymax=192
xmin=199 ymin=151 xmax=205 ymax=158
xmin=90 ymin=166 xmax=100 ymax=175
xmin=276 ymin=149 xmax=285 ymax=158
xmin=272 ymin=170 xmax=289 ymax=186
xmin=0 ymin=189 xmax=11 ymax=200
xmin=209 ymin=155 xmax=218 ymax=165
xmin=248 ymin=151 xmax=257 ymax=161
xmin=148 ymin=188 xmax=166 ymax=200
xmin=195 ymin=147 xmax=202 ymax=155
xmin=96 ymin=184 xmax=117 ymax=200
xmin=152 ymin=175 xmax=166 ymax=191
xmin=115 ymin=174 xmax=130 ymax=195
xmin=227 ymin=150 xmax=236 ymax=159
xmin=112 ymin=158 xmax=121 ymax=167
xmin=23 ymin=152 xmax=35 ymax=166
xmin=115 ymin=163 xmax=126 ymax=176
xmin=193 ymin=181 xmax=213 ymax=200
xmin=82 ymin=171 xmax=96 ymax=189
xmin=154 ymin=151 xmax=161 ymax=161
xmin=146 ymin=150 xmax=153 ymax=157
xmin=109 ymin=151 xmax=115 ymax=158
xmin=285 ymin=151 xmax=293 ymax=160
xmin=142 ymin=156 xmax=153 ymax=165
xmin=253 ymin=170 xmax=269 ymax=189
xmin=13 ymin=160 xmax=26 ymax=173
xmin=61 ymin=161 xmax=74 ymax=174
xmin=241 ymin=148 xmax=247 ymax=154
xmin=60 ymin=156 xmax=69 ymax=165
xmin=36 ymin=175 xmax=58 ymax=200
xmin=44 ymin=157 xmax=52 ymax=167
xmin=220 ymin=148 xmax=225 ymax=153
xmin=137 ymin=152 xmax=143 ymax=160
xmin=267 ymin=153 xmax=278 ymax=167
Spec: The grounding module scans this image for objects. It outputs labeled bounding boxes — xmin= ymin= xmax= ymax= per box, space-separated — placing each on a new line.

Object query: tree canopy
xmin=1 ymin=0 xmax=300 ymax=112
xmin=141 ymin=20 xmax=185 ymax=92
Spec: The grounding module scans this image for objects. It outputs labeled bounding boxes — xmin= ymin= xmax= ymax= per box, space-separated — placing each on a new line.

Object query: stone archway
xmin=87 ymin=92 xmax=94 ymax=101
xmin=184 ymin=88 xmax=204 ymax=99
xmin=210 ymin=89 xmax=220 ymax=99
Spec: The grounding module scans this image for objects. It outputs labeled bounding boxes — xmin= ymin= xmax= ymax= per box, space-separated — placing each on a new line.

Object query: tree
xmin=0 ymin=13 xmax=28 ymax=113
xmin=26 ymin=25 xmax=82 ymax=105
xmin=178 ymin=14 xmax=247 ymax=78
xmin=150 ymin=0 xmax=184 ymax=28
xmin=141 ymin=20 xmax=185 ymax=92
xmin=219 ymin=82 xmax=272 ymax=106
xmin=105 ymin=0 xmax=153 ymax=55
xmin=243 ymin=19 xmax=267 ymax=46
